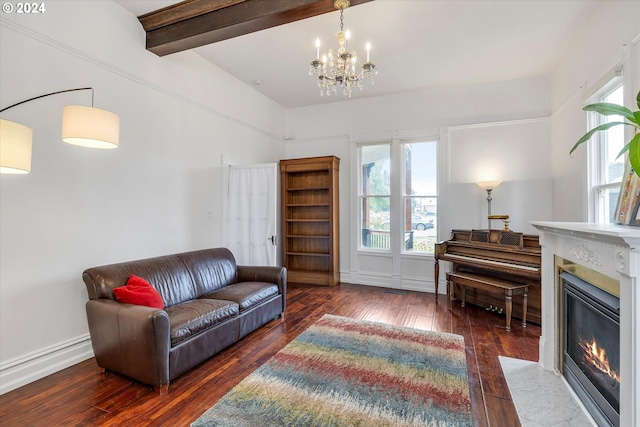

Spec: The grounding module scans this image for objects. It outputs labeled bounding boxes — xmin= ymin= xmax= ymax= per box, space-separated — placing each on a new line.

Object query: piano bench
xmin=446 ymin=272 xmax=529 ymax=331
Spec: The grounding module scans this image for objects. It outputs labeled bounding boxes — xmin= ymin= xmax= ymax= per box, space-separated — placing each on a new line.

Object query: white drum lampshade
xmin=62 ymin=105 xmax=120 ymax=149
xmin=0 ymin=119 xmax=33 ymax=174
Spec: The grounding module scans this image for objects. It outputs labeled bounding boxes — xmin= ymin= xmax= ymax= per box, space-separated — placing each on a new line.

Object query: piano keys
xmin=434 ymin=229 xmax=542 ymax=324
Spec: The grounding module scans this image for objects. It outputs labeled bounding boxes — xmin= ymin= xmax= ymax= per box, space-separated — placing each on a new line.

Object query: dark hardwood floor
xmin=0 ymin=282 xmax=540 ymax=426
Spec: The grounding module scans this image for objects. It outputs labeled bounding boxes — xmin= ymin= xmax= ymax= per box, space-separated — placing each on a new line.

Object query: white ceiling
xmin=114 ymin=0 xmax=602 ymax=109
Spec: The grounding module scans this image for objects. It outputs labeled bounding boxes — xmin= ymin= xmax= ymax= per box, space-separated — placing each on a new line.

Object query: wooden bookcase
xmin=280 ymin=156 xmax=340 ymax=286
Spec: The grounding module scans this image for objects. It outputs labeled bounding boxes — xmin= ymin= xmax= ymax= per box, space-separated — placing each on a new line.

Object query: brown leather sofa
xmin=82 ymin=247 xmax=286 ymax=392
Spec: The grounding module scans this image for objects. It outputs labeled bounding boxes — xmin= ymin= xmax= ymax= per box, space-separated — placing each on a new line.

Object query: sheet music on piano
xmin=434 ymin=229 xmax=542 ymax=324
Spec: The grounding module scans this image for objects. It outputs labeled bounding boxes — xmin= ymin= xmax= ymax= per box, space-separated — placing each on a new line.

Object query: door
xmin=226 ymin=163 xmax=278 ymax=266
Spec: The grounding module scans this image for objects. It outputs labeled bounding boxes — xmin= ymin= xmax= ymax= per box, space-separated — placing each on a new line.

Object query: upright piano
xmin=434 ymin=229 xmax=542 ymax=324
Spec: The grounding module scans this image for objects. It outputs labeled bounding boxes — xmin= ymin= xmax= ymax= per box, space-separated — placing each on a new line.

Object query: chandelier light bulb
xmin=315 ymin=38 xmax=320 ymax=59
xmin=366 ymin=42 xmax=371 ymax=62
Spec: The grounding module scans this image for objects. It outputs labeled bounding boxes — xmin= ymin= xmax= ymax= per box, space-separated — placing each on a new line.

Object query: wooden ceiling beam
xmin=139 ymin=0 xmax=248 ymax=32
xmin=139 ymin=0 xmax=374 ymax=57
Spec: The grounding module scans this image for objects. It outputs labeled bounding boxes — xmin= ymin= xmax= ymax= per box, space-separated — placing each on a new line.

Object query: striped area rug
xmin=192 ymin=314 xmax=472 ymax=427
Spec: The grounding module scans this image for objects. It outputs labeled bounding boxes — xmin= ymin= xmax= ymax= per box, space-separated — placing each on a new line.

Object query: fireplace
xmin=531 ymin=222 xmax=640 ymax=427
xmin=561 ymin=271 xmax=620 ymax=426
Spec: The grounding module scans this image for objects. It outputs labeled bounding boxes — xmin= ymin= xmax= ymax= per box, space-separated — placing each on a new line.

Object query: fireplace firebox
xmin=561 ymin=271 xmax=620 ymax=427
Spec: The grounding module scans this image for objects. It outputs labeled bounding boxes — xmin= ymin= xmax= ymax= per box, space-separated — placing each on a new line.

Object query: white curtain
xmin=227 ymin=163 xmax=277 ymax=266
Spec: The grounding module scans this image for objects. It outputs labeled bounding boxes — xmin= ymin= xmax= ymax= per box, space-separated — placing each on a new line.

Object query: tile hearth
xmin=500 ymin=356 xmax=594 ymax=426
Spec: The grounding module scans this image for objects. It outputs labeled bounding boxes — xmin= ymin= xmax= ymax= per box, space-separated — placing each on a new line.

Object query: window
xmin=359 ymin=140 xmax=438 ymax=254
xmin=589 ymin=84 xmax=624 ymax=223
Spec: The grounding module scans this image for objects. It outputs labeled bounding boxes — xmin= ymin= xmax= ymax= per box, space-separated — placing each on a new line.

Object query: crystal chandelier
xmin=309 ymin=0 xmax=377 ymax=97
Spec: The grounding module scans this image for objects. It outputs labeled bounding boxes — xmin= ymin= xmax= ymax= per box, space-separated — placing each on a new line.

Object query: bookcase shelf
xmin=280 ymin=156 xmax=340 ymax=286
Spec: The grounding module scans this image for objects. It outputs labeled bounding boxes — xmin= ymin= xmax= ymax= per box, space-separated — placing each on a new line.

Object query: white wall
xmin=550 ymin=1 xmax=640 ymax=221
xmin=445 ymin=118 xmax=552 ymax=235
xmin=0 ymin=1 xmax=286 ymax=394
xmin=286 ymin=76 xmax=550 ymax=141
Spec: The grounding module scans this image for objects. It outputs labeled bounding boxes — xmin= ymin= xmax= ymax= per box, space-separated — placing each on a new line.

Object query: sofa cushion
xmin=165 ymin=299 xmax=239 ymax=347
xmin=112 ymin=274 xmax=164 ymax=309
xmin=177 ymin=248 xmax=238 ymax=297
xmin=202 ymin=282 xmax=278 ymax=311
xmin=83 ymin=254 xmax=198 ymax=307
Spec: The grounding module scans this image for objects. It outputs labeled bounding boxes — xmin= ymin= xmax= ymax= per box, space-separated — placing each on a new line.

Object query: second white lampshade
xmin=62 ymin=105 xmax=120 ymax=149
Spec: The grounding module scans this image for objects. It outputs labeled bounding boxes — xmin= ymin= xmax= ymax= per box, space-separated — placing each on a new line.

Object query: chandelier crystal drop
xmin=309 ymin=0 xmax=377 ymax=97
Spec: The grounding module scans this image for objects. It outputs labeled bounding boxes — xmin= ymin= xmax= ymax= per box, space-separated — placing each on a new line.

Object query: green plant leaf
xmin=570 ymin=121 xmax=628 ymax=155
xmin=637 ymin=90 xmax=640 ymax=110
xmin=628 ymin=133 xmax=640 ymax=177
xmin=616 ymin=141 xmax=631 ymax=159
xmin=633 ymin=111 xmax=640 ymax=125
xmin=583 ymin=102 xmax=635 ymax=121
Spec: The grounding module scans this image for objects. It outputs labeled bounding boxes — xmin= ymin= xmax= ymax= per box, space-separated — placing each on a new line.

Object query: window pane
xmin=361 ymin=196 xmax=390 ymax=250
xmin=361 ymin=144 xmax=390 ymax=195
xmin=602 ymin=86 xmax=624 ymax=185
xmin=404 ymin=197 xmax=437 ymax=253
xmin=403 ymin=141 xmax=437 ymax=254
xmin=404 ymin=142 xmax=437 ymax=195
xmin=360 ymin=144 xmax=391 ymax=250
xmin=600 ymin=186 xmax=620 ymax=223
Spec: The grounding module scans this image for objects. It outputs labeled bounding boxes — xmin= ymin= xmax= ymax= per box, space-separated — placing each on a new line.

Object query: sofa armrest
xmin=86 ymin=299 xmax=170 ymax=388
xmin=237 ymin=265 xmax=287 ymax=311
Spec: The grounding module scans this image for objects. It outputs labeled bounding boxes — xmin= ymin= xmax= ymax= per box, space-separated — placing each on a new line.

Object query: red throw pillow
xmin=112 ymin=274 xmax=164 ymax=309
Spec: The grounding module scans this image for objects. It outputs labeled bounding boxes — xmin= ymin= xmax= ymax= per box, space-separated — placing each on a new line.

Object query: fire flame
xmin=578 ymin=337 xmax=620 ymax=383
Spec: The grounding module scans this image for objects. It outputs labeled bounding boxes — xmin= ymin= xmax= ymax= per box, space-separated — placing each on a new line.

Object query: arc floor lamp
xmin=0 ymin=87 xmax=120 ymax=174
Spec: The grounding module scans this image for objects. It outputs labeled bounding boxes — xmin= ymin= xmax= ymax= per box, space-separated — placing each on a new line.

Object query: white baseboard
xmin=0 ymin=334 xmax=94 ymax=395
xmin=341 ymin=271 xmax=439 ymax=294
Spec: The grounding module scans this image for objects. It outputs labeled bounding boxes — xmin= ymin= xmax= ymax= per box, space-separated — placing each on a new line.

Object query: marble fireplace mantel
xmin=531 ymin=222 xmax=640 ymax=427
